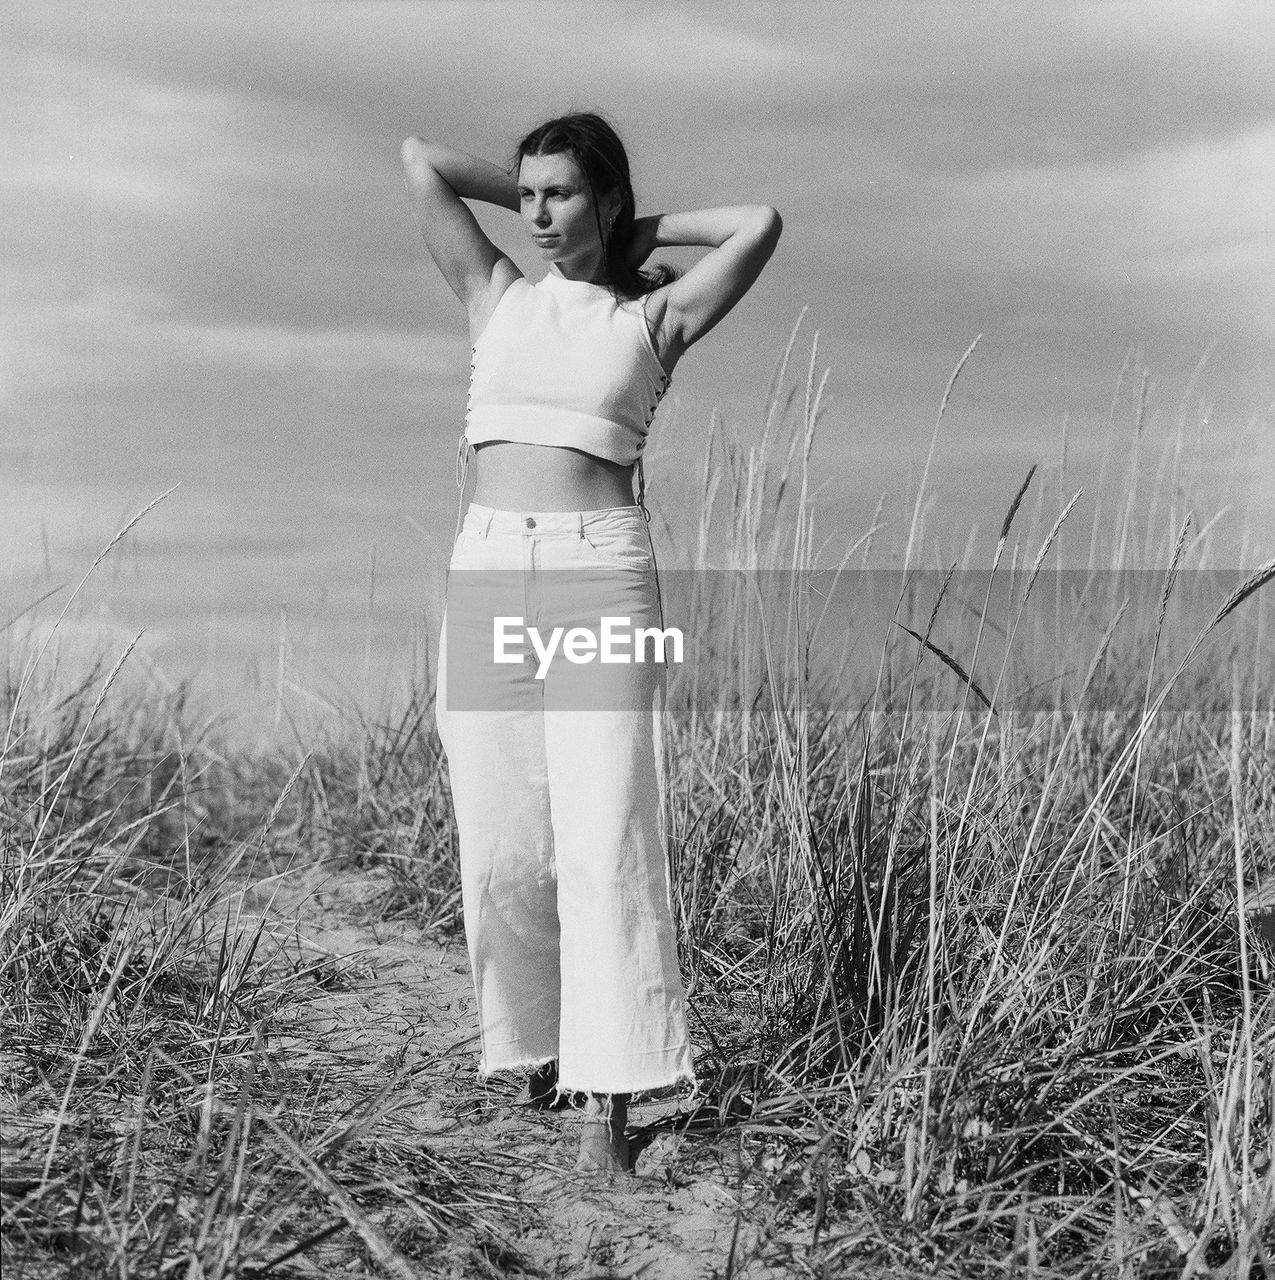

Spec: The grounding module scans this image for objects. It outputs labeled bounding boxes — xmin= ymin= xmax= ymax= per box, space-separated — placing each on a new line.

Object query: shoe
xmin=512 ymin=1060 xmax=567 ymax=1110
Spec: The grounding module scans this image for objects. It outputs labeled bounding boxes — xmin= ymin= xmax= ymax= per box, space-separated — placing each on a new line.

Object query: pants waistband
xmin=463 ymin=503 xmax=647 ymax=537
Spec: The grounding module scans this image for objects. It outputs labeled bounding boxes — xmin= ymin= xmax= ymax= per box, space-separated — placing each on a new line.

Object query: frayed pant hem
xmin=478 ymin=1054 xmax=557 ymax=1080
xmin=554 ymin=1064 xmax=698 ymax=1102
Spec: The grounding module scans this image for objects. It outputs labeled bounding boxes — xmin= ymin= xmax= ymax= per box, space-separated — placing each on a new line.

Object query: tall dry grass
xmin=3 ymin=317 xmax=1272 ymax=1277
xmin=1 ymin=541 xmax=513 ymax=1277
xmin=656 ymin=315 xmax=1273 ymax=1276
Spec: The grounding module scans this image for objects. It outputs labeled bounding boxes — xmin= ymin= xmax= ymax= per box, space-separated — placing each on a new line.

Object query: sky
xmin=2 ymin=1 xmax=1273 ymax=738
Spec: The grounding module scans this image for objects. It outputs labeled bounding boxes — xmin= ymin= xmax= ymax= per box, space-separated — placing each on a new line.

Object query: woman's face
xmin=516 ymin=151 xmax=615 ymax=264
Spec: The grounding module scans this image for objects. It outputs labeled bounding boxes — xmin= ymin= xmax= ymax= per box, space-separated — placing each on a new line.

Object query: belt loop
xmin=577 ymin=511 xmax=585 ymax=540
xmin=480 ymin=507 xmax=494 ymax=538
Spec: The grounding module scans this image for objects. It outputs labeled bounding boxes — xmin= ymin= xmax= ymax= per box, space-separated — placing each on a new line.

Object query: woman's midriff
xmin=470 ymin=441 xmax=638 ymax=512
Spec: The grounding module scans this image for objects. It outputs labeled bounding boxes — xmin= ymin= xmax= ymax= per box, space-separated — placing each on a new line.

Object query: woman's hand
xmin=622 ymin=215 xmax=660 ymax=272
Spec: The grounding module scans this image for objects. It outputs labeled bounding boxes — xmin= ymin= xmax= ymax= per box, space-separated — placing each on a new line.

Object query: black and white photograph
xmin=3 ymin=3 xmax=1273 ymax=1276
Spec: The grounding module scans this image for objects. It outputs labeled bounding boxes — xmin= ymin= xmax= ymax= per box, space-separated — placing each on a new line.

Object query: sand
xmin=235 ymin=861 xmax=808 ymax=1279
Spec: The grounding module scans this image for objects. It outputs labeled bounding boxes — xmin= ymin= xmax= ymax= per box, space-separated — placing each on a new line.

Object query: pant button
xmin=525 ymin=516 xmax=536 ymax=529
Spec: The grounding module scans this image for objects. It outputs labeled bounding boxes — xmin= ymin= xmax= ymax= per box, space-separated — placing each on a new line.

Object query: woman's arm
xmin=633 ymin=206 xmax=783 ymax=352
xmin=400 ymin=137 xmax=521 ymax=312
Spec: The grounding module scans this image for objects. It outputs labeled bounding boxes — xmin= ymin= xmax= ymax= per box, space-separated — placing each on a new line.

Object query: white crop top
xmin=464 ymin=272 xmax=672 ymax=466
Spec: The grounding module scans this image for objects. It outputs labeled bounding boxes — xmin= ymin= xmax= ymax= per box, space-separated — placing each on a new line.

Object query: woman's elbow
xmin=749 ymin=207 xmax=783 ymax=252
xmin=400 ymin=135 xmax=435 ymax=176
xmin=748 ymin=206 xmax=783 ymax=243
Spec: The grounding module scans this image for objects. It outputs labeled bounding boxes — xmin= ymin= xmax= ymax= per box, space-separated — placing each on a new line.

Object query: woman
xmin=401 ymin=111 xmax=781 ymax=1173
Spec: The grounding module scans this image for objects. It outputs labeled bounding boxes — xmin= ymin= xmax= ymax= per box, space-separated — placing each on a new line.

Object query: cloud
xmin=2 ymin=44 xmax=242 ymax=212
xmin=929 ymin=121 xmax=1275 ymax=337
xmin=13 ymin=3 xmax=1275 ymax=181
xmin=4 ymin=0 xmax=1271 ymax=726
xmin=1 ymin=284 xmax=467 ymax=402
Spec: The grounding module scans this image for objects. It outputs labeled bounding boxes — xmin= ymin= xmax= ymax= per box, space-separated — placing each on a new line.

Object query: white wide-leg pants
xmin=434 ymin=502 xmax=695 ymax=1097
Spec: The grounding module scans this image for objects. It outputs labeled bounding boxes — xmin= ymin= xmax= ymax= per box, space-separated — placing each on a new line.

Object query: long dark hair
xmin=511 ymin=111 xmax=679 ymax=303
